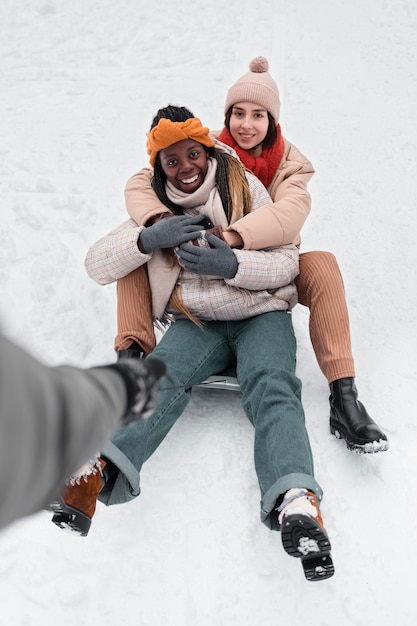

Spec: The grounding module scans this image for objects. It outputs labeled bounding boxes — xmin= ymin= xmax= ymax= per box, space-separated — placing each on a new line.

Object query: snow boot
xmin=48 ymin=457 xmax=106 ymax=536
xmin=117 ymin=340 xmax=145 ymax=361
xmin=277 ymin=488 xmax=335 ymax=582
xmin=329 ymin=377 xmax=389 ymax=453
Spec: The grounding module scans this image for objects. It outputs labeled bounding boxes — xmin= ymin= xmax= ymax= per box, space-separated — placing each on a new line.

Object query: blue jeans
xmin=100 ymin=311 xmax=322 ymax=530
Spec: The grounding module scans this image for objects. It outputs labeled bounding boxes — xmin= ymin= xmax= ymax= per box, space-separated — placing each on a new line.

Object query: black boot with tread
xmin=329 ymin=377 xmax=388 ymax=453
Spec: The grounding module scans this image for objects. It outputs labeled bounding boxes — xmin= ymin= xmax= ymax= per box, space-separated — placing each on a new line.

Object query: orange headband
xmin=146 ymin=117 xmax=215 ymax=166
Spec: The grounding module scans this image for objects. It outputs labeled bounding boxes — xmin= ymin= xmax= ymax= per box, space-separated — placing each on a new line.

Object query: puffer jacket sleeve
xmin=0 ymin=332 xmax=128 ymax=530
xmin=125 ymin=168 xmax=173 ymax=225
xmin=225 ymin=244 xmax=299 ymax=291
xmin=224 ymin=170 xmax=300 ymax=291
xmin=85 ymin=219 xmax=151 ymax=285
xmin=225 ymin=139 xmax=314 ymax=249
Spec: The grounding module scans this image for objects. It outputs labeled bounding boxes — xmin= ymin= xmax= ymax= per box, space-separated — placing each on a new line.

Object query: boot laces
xmin=276 ymin=488 xmax=318 ymax=524
xmin=67 ymin=457 xmax=104 ymax=486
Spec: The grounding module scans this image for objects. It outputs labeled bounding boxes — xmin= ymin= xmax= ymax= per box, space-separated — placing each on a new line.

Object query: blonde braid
xmin=169 ymin=283 xmax=203 ymax=328
xmin=214 ymin=151 xmax=252 ymax=222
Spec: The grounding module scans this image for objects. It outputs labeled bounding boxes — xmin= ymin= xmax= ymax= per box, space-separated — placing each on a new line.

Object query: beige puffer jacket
xmin=124 ymin=134 xmax=314 ymax=250
xmin=85 ymin=168 xmax=299 ymax=322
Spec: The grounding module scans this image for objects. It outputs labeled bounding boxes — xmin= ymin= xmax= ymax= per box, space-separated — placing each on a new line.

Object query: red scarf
xmin=217 ymin=124 xmax=284 ymax=188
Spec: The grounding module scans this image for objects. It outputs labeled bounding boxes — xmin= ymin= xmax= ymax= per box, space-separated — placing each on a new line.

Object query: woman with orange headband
xmin=51 ymin=105 xmax=334 ymax=582
xmin=117 ymin=58 xmax=388 ymax=456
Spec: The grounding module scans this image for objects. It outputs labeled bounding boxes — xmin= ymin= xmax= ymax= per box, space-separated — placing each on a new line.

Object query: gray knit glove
xmin=176 ymin=233 xmax=238 ymax=278
xmin=110 ymin=357 xmax=166 ymax=424
xmin=139 ymin=214 xmax=208 ymax=253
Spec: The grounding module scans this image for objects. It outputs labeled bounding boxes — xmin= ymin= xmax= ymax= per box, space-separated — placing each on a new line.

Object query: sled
xmin=195 ymin=365 xmax=240 ymax=391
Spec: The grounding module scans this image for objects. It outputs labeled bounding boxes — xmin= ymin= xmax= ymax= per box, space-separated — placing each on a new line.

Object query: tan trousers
xmin=115 ymin=250 xmax=355 ymax=384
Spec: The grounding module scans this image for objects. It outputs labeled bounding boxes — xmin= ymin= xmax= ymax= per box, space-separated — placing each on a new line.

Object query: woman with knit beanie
xmin=52 ymin=105 xmax=334 ymax=582
xmin=118 ymin=57 xmax=388 ymax=455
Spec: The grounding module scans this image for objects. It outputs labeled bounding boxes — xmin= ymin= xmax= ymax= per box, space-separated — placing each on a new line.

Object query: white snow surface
xmin=1 ymin=1 xmax=416 ymax=624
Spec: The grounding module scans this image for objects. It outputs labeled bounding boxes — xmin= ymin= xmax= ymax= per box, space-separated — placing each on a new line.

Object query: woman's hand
xmin=138 ymin=214 xmax=208 ymax=253
xmin=176 ymin=233 xmax=238 ymax=278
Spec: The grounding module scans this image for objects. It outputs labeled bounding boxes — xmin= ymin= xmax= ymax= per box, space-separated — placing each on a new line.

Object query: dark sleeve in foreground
xmin=0 ymin=333 xmax=128 ymax=530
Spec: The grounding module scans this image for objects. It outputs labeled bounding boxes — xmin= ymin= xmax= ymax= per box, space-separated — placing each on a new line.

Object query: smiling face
xmin=158 ymin=138 xmax=209 ymax=193
xmin=229 ymin=102 xmax=269 ymax=156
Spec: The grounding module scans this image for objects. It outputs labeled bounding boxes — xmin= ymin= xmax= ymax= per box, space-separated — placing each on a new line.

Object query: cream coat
xmin=85 ymin=167 xmax=299 ymax=322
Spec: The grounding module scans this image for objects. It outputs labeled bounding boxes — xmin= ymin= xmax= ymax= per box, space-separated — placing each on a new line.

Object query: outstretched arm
xmin=0 ymin=332 xmax=164 ymax=530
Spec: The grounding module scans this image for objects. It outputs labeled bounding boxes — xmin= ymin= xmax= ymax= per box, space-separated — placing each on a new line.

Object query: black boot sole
xmin=47 ymin=497 xmax=91 ymax=537
xmin=281 ymin=513 xmax=335 ymax=581
xmin=330 ymin=420 xmax=389 ymax=454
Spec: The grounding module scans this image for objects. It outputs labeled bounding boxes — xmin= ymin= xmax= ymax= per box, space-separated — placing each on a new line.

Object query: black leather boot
xmin=329 ymin=377 xmax=389 ymax=453
xmin=117 ymin=341 xmax=144 ymax=361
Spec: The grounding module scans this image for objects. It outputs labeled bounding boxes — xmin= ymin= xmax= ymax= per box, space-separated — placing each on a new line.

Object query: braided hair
xmin=150 ymin=105 xmax=252 ymax=223
xmin=150 ymin=105 xmax=195 ymax=128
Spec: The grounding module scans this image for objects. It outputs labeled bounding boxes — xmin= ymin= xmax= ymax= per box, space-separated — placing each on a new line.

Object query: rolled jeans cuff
xmin=98 ymin=440 xmax=141 ymax=506
xmin=260 ymin=473 xmax=323 ymax=531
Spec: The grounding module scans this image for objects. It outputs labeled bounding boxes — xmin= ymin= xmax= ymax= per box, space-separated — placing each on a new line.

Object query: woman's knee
xmin=297 ymin=251 xmax=344 ymax=294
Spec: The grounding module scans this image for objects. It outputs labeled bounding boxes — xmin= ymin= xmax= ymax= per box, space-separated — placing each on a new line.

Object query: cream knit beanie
xmin=224 ymin=56 xmax=281 ymax=124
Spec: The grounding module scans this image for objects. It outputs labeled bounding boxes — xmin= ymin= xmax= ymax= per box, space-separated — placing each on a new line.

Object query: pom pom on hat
xmin=224 ymin=56 xmax=280 ymax=124
xmin=249 ymin=56 xmax=269 ymax=72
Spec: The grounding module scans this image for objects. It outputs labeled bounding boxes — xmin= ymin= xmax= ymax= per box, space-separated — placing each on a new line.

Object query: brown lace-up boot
xmin=277 ymin=488 xmax=335 ymax=582
xmin=48 ymin=457 xmax=106 ymax=536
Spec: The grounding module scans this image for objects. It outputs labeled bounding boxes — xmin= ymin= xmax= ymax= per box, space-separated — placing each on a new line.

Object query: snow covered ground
xmin=1 ymin=1 xmax=416 ymax=624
